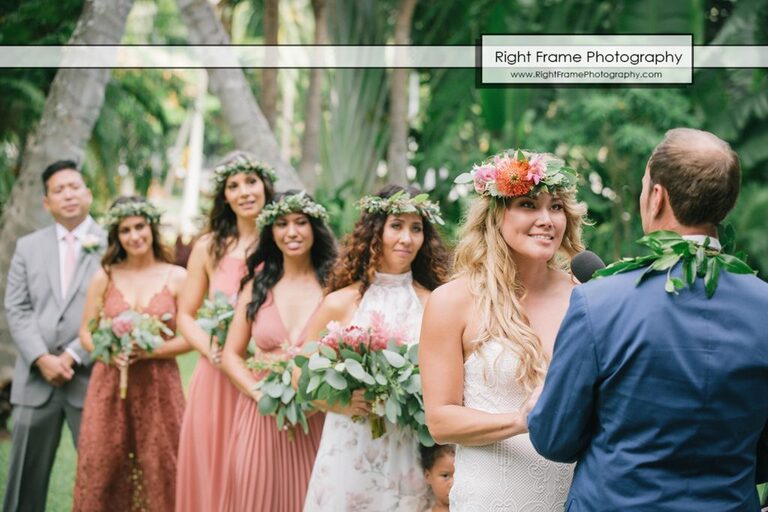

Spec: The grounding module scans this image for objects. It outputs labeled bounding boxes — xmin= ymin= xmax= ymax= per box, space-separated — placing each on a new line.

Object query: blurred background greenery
xmin=1 ymin=0 xmax=766 ymax=271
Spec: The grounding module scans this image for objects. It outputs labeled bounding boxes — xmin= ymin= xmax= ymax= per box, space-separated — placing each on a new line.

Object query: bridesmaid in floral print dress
xmin=302 ymin=185 xmax=451 ymax=511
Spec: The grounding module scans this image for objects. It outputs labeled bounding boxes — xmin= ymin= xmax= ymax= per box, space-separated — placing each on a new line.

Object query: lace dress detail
xmin=303 ymin=272 xmax=430 ymax=512
xmin=73 ymin=277 xmax=186 ymax=512
xmin=450 ymin=341 xmax=573 ymax=511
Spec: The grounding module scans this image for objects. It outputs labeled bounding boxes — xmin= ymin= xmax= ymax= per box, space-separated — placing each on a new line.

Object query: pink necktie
xmin=62 ymin=232 xmax=76 ymax=296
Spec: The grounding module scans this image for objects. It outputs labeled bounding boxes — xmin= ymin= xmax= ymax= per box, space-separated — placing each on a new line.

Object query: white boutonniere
xmin=82 ymin=234 xmax=102 ymax=254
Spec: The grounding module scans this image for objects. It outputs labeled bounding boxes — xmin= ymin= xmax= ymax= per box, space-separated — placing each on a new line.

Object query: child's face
xmin=425 ymin=453 xmax=455 ymax=506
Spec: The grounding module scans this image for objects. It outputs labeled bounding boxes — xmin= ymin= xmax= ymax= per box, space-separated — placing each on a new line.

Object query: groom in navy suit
xmin=527 ymin=128 xmax=768 ymax=511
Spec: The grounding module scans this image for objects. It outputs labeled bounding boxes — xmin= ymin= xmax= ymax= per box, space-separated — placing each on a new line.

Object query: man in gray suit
xmin=3 ymin=160 xmax=105 ymax=512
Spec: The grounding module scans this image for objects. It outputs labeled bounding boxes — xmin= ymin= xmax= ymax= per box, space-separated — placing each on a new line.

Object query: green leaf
xmin=319 ymin=346 xmax=338 ymax=360
xmin=417 ymin=426 xmax=435 ymax=447
xmin=407 ymin=344 xmax=420 ymax=365
xmin=344 ymin=358 xmax=375 ymax=385
xmin=381 ymin=349 xmax=406 ymax=368
xmin=276 ymin=406 xmax=286 ymax=429
xmin=281 ymin=386 xmax=296 ymax=404
xmin=385 ymin=396 xmax=400 ymax=423
xmin=258 ymin=395 xmax=279 ymax=415
xmin=682 ymin=257 xmax=696 ymax=285
xmin=374 ymin=373 xmax=388 ymax=386
xmin=717 ymin=254 xmax=755 ymax=275
xmin=453 ymin=172 xmax=474 ymax=184
xmin=324 ymin=369 xmax=348 ymax=391
xmin=308 ymin=356 xmax=332 ymax=371
xmin=704 ymin=256 xmax=720 ymax=298
xmin=285 ymin=402 xmax=298 ymax=425
xmin=339 ymin=348 xmax=363 ymax=362
xmin=516 ymin=150 xmax=525 ymax=161
xmin=650 ymin=253 xmax=681 ymax=271
xmin=263 ymin=382 xmax=284 ymax=399
xmin=306 ymin=374 xmax=322 ymax=394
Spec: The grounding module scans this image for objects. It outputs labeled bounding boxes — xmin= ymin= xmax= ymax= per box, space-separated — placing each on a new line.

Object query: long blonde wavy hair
xmin=453 ymin=190 xmax=587 ymax=392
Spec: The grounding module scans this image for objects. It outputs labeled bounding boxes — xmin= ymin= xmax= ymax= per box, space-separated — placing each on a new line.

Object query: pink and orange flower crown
xmin=455 ymin=150 xmax=578 ymax=198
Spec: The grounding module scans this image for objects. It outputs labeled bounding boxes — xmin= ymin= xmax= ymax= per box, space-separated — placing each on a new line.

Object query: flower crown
xmin=256 ymin=191 xmax=329 ymax=230
xmin=358 ymin=190 xmax=445 ymax=226
xmin=103 ymin=201 xmax=163 ymax=229
xmin=212 ymin=153 xmax=277 ymax=189
xmin=455 ymin=150 xmax=578 ymax=198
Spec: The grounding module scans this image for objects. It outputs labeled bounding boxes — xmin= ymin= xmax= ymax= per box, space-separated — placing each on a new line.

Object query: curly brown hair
xmin=326 ymin=185 xmax=451 ymax=294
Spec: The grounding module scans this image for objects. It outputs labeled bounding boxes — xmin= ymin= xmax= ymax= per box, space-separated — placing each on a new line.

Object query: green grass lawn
xmin=0 ymin=351 xmax=199 ymax=511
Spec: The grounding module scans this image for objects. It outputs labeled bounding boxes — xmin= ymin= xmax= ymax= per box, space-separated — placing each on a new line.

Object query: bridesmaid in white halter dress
xmin=302 ymin=186 xmax=451 ymax=511
xmin=420 ymin=151 xmax=588 ymax=511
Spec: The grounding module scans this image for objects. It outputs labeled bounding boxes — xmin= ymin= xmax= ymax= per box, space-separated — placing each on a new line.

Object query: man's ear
xmin=649 ymin=183 xmax=667 ymax=220
xmin=42 ymin=194 xmax=51 ymax=213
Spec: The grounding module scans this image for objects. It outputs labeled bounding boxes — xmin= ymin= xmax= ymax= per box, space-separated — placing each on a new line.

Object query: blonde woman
xmin=420 ymin=151 xmax=587 ymax=510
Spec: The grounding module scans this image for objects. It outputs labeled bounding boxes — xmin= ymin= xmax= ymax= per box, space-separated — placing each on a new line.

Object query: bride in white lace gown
xmin=420 ymin=151 xmax=588 ymax=511
xmin=302 ymin=186 xmax=450 ymax=512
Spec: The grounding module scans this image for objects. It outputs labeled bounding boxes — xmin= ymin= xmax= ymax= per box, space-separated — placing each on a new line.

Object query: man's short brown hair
xmin=648 ymin=128 xmax=740 ymax=226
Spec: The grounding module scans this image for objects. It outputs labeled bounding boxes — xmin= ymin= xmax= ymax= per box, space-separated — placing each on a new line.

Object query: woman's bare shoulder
xmin=322 ymin=283 xmax=362 ymax=313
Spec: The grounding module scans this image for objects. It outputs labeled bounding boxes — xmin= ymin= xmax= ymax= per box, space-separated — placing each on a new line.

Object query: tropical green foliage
xmin=0 ymin=0 xmax=766 ymax=277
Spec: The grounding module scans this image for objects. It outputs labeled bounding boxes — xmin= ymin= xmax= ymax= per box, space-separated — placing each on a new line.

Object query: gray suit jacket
xmin=4 ymin=218 xmax=105 ymax=407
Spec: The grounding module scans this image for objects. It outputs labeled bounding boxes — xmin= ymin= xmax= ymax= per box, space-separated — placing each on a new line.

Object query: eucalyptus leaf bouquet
xmin=246 ymin=348 xmax=311 ymax=439
xmin=296 ymin=312 xmax=434 ymax=444
xmin=90 ymin=310 xmax=172 ymax=399
xmin=196 ymin=291 xmax=236 ymax=349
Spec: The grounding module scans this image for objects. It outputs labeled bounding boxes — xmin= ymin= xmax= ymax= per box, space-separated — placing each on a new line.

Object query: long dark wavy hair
xmin=325 ymin=184 xmax=451 ymax=295
xmin=242 ymin=191 xmax=338 ymax=321
xmin=102 ymin=196 xmax=173 ymax=273
xmin=206 ymin=151 xmax=275 ymax=265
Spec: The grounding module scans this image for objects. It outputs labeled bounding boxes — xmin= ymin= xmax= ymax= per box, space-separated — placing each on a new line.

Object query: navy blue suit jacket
xmin=528 ymin=266 xmax=768 ymax=511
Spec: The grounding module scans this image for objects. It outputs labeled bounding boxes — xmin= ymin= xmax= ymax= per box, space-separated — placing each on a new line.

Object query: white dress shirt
xmin=54 ymin=216 xmax=93 ymax=364
xmin=681 ymin=234 xmax=721 ymax=250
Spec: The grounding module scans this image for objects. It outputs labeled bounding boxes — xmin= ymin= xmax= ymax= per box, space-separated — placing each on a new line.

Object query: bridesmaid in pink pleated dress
xmin=220 ymin=191 xmax=337 ymax=511
xmin=175 ymin=152 xmax=275 ymax=512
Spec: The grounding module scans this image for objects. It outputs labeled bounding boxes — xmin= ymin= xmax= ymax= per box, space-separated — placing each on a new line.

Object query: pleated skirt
xmin=219 ymin=393 xmax=325 ymax=511
xmin=175 ymin=357 xmax=241 ymax=512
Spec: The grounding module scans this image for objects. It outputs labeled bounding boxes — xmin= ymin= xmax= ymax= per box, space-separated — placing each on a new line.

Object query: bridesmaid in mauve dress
xmin=73 ymin=196 xmax=189 ymax=512
xmin=219 ymin=191 xmax=337 ymax=511
xmin=174 ymin=152 xmax=275 ymax=512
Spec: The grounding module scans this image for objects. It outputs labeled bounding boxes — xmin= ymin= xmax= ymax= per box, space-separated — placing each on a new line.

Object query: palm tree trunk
xmin=262 ymin=0 xmax=279 ymax=130
xmin=175 ymin=0 xmax=301 ymax=190
xmin=386 ymin=0 xmax=418 ymax=186
xmin=0 ymin=0 xmax=136 ymax=379
xmin=298 ymin=0 xmax=328 ymax=193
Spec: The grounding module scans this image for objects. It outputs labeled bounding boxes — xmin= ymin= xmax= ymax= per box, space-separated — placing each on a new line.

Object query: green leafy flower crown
xmin=256 ymin=191 xmax=329 ymax=230
xmin=103 ymin=201 xmax=163 ymax=229
xmin=212 ymin=153 xmax=277 ymax=189
xmin=454 ymin=150 xmax=578 ymax=198
xmin=357 ymin=190 xmax=445 ymax=226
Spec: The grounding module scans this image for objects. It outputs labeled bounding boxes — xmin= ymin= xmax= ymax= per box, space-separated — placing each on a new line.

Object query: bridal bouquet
xmin=247 ymin=348 xmax=310 ymax=438
xmin=296 ymin=313 xmax=432 ymax=443
xmin=196 ymin=291 xmax=236 ymax=348
xmin=90 ymin=310 xmax=172 ymax=399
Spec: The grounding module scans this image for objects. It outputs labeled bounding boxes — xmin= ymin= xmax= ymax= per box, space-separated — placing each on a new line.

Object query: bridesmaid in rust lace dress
xmin=175 ymin=152 xmax=275 ymax=512
xmin=72 ymin=197 xmax=188 ymax=512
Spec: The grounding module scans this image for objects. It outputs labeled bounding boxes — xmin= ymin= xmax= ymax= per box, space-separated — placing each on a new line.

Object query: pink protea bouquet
xmin=296 ymin=312 xmax=433 ymax=444
xmin=90 ymin=310 xmax=172 ymax=399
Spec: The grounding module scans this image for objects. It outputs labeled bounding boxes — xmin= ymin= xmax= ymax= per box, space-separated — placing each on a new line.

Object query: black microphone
xmin=572 ymin=250 xmax=606 ymax=283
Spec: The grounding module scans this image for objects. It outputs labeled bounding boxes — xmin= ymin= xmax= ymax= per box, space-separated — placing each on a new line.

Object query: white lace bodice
xmin=450 ymin=341 xmax=573 ymax=511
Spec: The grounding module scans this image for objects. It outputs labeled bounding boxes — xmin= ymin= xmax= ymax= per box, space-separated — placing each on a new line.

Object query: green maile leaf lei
xmin=594 ymin=228 xmax=756 ymax=298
